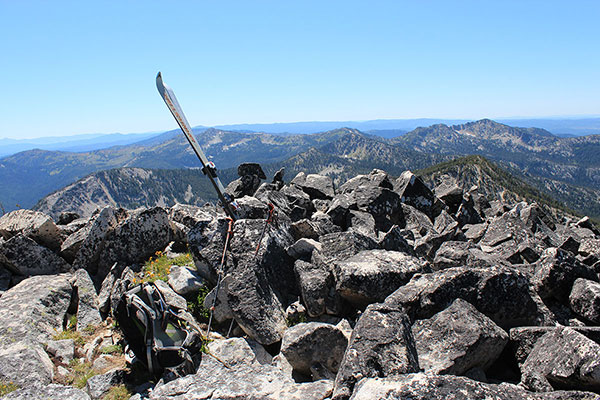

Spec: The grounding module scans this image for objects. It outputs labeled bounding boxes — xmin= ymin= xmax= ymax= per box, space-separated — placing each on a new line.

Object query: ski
xmin=156 ymin=72 xmax=238 ymax=220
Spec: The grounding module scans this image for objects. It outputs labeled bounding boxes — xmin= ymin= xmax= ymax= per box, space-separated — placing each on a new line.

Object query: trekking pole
xmin=206 ymin=217 xmax=234 ymax=339
xmin=254 ymin=203 xmax=275 ymax=260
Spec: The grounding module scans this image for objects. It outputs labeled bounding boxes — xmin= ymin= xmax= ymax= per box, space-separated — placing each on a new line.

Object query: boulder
xmin=224 ymin=219 xmax=295 ymax=345
xmin=569 ymin=278 xmax=600 ymax=324
xmin=433 ymin=241 xmax=502 ymax=270
xmin=280 ymin=322 xmax=349 ymax=377
xmin=412 ymin=298 xmax=508 ymax=375
xmin=167 ymin=265 xmax=204 ymax=296
xmin=154 ymin=279 xmax=188 ymax=310
xmin=203 ymin=275 xmax=233 ymax=323
xmin=234 ymin=196 xmax=270 ymax=220
xmin=332 ymin=303 xmax=419 ymax=399
xmin=286 ymin=238 xmax=322 ymax=260
xmin=1 ymin=384 xmax=91 ymax=400
xmin=521 ymin=326 xmax=600 ymax=392
xmin=72 ymin=207 xmax=127 ymax=277
xmin=73 ymin=268 xmax=102 ymax=331
xmin=148 ymin=345 xmax=333 ymax=400
xmin=533 ymin=247 xmax=597 ymax=302
xmin=238 ymin=162 xmax=267 ymax=179
xmin=333 ymin=250 xmax=427 ymax=306
xmin=378 ymin=225 xmax=415 ymax=255
xmin=509 ymin=326 xmax=600 ymax=367
xmin=207 ymin=337 xmax=272 ymax=367
xmin=434 ymin=181 xmax=463 ymax=213
xmin=294 ymin=260 xmax=336 ymax=317
xmin=0 ymin=234 xmax=71 ymax=276
xmin=93 ymin=207 xmax=174 ymax=281
xmin=346 ymin=210 xmax=377 ymax=238
xmin=225 ymin=175 xmax=262 ymax=198
xmin=384 ymin=266 xmax=552 ymax=329
xmin=168 ymin=203 xmax=214 ymax=230
xmin=57 ymin=211 xmax=81 ymax=225
xmin=350 ymin=374 xmax=596 ymax=400
xmin=187 ymin=215 xmax=230 ymax=283
xmin=462 ymin=223 xmax=488 ymax=242
xmin=318 ymin=231 xmax=378 ymax=263
xmin=394 ymin=171 xmax=438 ymax=218
xmin=0 ymin=274 xmax=73 ymax=347
xmin=85 ymin=368 xmax=126 ymax=400
xmin=0 ymin=343 xmax=55 ymax=387
xmin=45 ymin=339 xmax=75 ymax=364
xmin=0 ymin=209 xmax=61 ymax=250
xmin=0 ymin=265 xmax=10 ymax=295
xmin=291 ymin=172 xmax=336 ymax=200
xmin=290 ymin=217 xmax=340 ymax=241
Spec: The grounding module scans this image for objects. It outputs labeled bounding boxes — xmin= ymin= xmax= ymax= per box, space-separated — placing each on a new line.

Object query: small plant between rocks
xmin=101 ymin=384 xmax=132 ymax=400
xmin=0 ymin=380 xmax=19 ymax=396
xmin=140 ymin=251 xmax=193 ymax=283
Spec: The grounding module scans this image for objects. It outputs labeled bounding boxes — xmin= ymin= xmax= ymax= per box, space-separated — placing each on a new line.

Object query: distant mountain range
xmin=2 ymin=117 xmax=599 ymax=159
xmin=0 ymin=132 xmax=162 ymax=158
xmin=2 ymin=119 xmax=600 ymax=221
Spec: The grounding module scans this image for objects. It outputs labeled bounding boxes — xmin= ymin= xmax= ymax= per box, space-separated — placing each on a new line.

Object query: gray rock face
xmin=332 ymin=303 xmax=419 ymax=400
xmin=234 ymin=195 xmax=270 ymax=219
xmin=93 ymin=207 xmax=174 ymax=280
xmin=385 ymin=266 xmax=551 ymax=329
xmin=569 ymin=278 xmax=600 ymax=323
xmin=0 ymin=209 xmax=61 ymax=250
xmin=167 ymin=265 xmax=204 ymax=296
xmin=226 ymin=174 xmax=262 ymax=198
xmin=154 ymin=279 xmax=188 ymax=310
xmin=287 ymin=238 xmax=322 ymax=260
xmin=168 ymin=203 xmax=214 ymax=230
xmin=318 ymin=231 xmax=378 ymax=263
xmin=0 ymin=274 xmax=73 ymax=347
xmin=509 ymin=326 xmax=600 ymax=367
xmin=149 ymin=345 xmax=333 ymax=400
xmin=333 ymin=250 xmax=427 ymax=306
xmin=72 ymin=207 xmax=127 ymax=277
xmin=346 ymin=210 xmax=377 ymax=238
xmin=85 ymin=368 xmax=125 ymax=400
xmin=238 ymin=162 xmax=267 ymax=179
xmin=281 ymin=322 xmax=349 ymax=376
xmin=291 ymin=172 xmax=336 ymax=200
xmin=203 ymin=276 xmax=233 ymax=323
xmin=224 ymin=219 xmax=295 ymax=345
xmin=46 ymin=339 xmax=75 ymax=363
xmin=350 ymin=374 xmax=597 ymax=400
xmin=0 ymin=234 xmax=71 ymax=276
xmin=1 ymin=384 xmax=91 ymax=400
xmin=521 ymin=326 xmax=600 ymax=392
xmin=294 ymin=260 xmax=336 ymax=317
xmin=0 ymin=343 xmax=55 ymax=387
xmin=394 ymin=171 xmax=437 ymax=218
xmin=207 ymin=337 xmax=272 ymax=367
xmin=412 ymin=298 xmax=508 ymax=375
xmin=73 ymin=268 xmax=102 ymax=330
xmin=533 ymin=247 xmax=597 ymax=302
xmin=433 ymin=240 xmax=501 ymax=270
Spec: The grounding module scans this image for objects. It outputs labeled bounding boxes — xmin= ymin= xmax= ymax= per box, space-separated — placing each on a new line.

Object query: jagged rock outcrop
xmin=2 ymin=164 xmax=600 ymax=399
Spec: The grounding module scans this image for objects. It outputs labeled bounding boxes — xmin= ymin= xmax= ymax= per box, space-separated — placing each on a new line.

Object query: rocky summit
xmin=0 ymin=166 xmax=599 ymax=400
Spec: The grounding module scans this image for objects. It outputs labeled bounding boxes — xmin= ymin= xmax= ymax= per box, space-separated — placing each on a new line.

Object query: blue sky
xmin=0 ymin=1 xmax=599 ymax=139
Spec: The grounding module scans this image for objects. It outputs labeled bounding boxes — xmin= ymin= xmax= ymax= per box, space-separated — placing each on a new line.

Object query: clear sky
xmin=0 ymin=0 xmax=599 ymax=139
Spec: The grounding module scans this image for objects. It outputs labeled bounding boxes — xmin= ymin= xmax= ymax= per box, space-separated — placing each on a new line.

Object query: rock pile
xmin=0 ymin=166 xmax=599 ymax=399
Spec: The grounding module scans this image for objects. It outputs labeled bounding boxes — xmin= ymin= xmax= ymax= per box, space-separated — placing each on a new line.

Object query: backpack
xmin=115 ymin=282 xmax=200 ymax=378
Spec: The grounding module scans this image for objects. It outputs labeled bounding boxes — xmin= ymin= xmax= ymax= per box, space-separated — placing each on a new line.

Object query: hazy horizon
xmin=1 ymin=1 xmax=598 ymax=139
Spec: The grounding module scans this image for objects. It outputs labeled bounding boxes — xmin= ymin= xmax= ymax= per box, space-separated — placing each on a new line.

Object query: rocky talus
xmin=0 ymin=164 xmax=599 ymax=399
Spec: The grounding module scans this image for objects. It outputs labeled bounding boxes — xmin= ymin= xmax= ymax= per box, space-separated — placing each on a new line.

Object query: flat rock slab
xmin=334 ymin=250 xmax=426 ymax=306
xmin=413 ymin=298 xmax=508 ymax=375
xmin=148 ymin=353 xmax=332 ymax=400
xmin=1 ymin=384 xmax=91 ymax=400
xmin=0 ymin=274 xmax=73 ymax=347
xmin=350 ymin=374 xmax=597 ymax=400
xmin=0 ymin=342 xmax=55 ymax=387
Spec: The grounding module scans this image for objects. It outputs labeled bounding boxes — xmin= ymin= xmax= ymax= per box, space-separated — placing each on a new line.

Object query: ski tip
xmin=156 ymin=72 xmax=165 ymax=95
